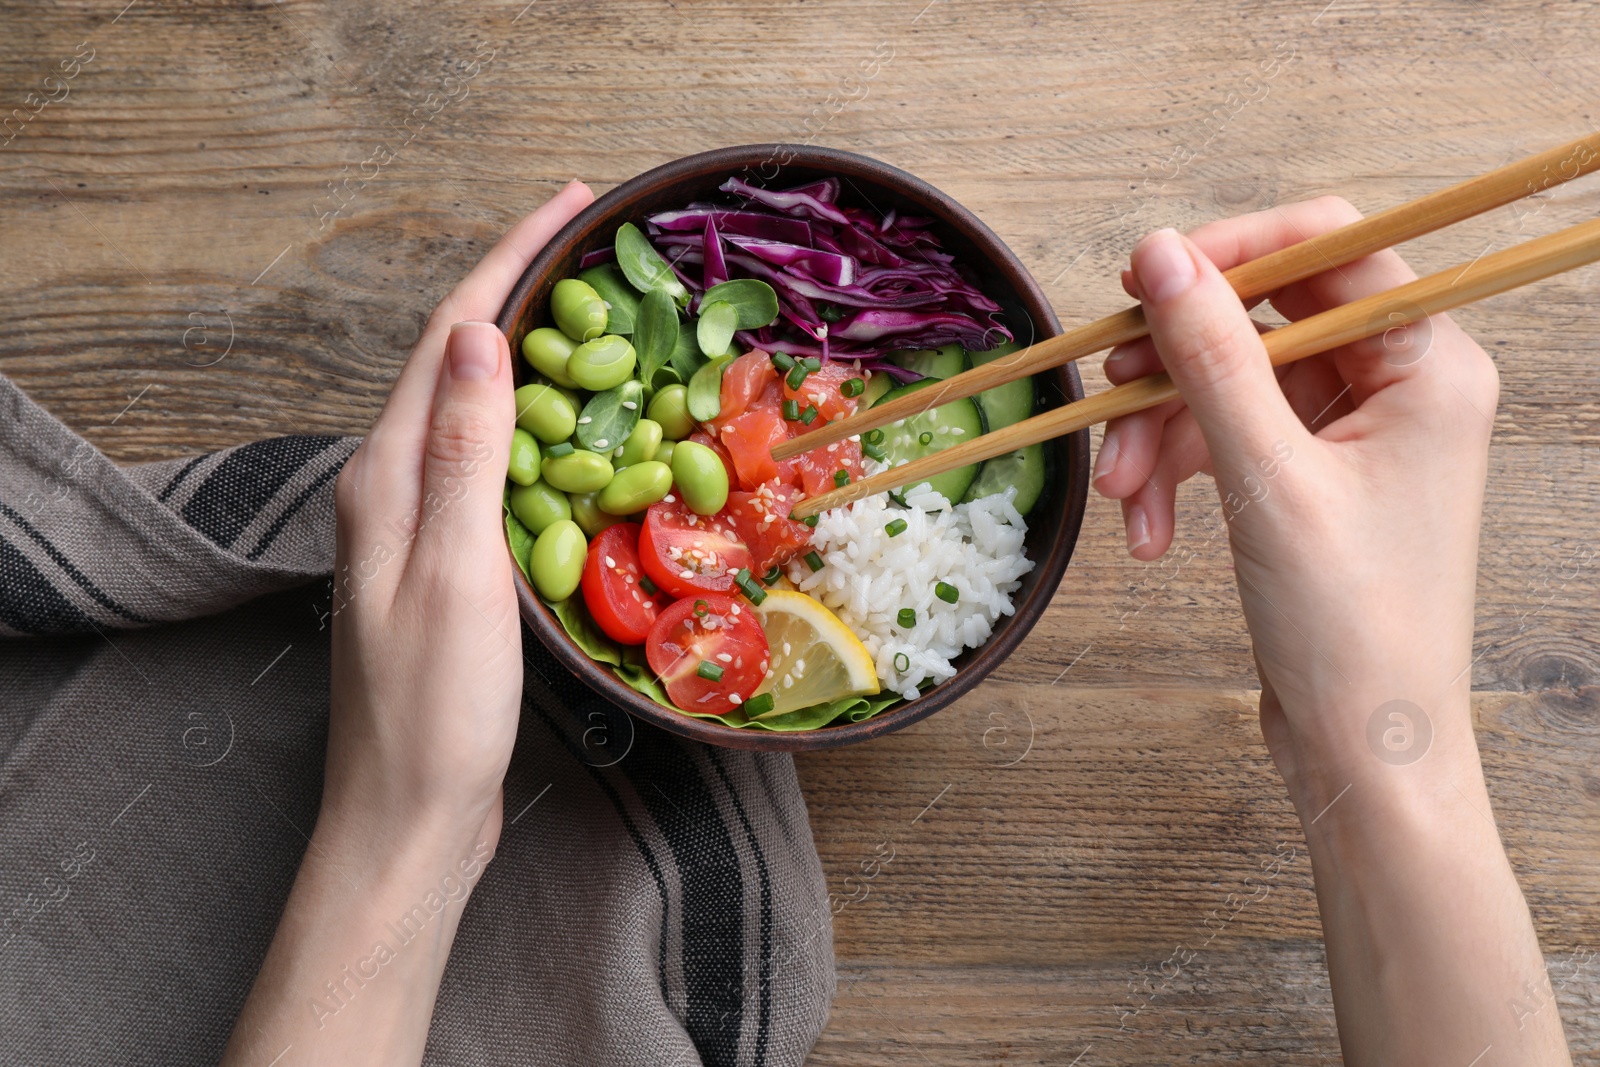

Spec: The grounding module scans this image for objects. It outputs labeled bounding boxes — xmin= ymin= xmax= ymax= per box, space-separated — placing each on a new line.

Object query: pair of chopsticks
xmin=779 ymin=132 xmax=1600 ymax=517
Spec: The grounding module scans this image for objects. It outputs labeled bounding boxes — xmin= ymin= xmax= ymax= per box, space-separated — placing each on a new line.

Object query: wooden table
xmin=5 ymin=1 xmax=1599 ymax=1060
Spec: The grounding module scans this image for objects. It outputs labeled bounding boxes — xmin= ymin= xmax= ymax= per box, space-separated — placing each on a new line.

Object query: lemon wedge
xmin=751 ymin=590 xmax=880 ymax=716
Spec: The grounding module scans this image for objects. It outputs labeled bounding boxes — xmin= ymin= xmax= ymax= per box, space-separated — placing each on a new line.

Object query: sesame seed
xmin=622 ymin=401 xmax=638 ymax=410
xmin=729 ymin=693 xmax=743 ymax=704
xmin=680 ymin=569 xmax=695 ymax=579
xmin=644 ymin=601 xmax=654 ymax=609
xmin=594 ymin=439 xmax=609 ymax=449
xmin=717 ymin=653 xmax=733 ymax=663
xmin=605 ymin=556 xmax=616 ymax=568
xmin=664 ymin=494 xmax=676 ymax=503
xmin=577 ymin=417 xmax=592 ymax=425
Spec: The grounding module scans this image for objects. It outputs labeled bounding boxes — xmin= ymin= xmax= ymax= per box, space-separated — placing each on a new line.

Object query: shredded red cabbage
xmin=641 ymin=176 xmax=1012 ymax=361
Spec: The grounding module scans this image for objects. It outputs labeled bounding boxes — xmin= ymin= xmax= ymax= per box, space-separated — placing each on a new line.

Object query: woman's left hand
xmin=223 ymin=180 xmax=593 ymax=1067
xmin=320 ymin=179 xmax=593 ymax=856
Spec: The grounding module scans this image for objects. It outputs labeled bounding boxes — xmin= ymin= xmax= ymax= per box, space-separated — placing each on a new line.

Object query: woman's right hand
xmin=1093 ymin=198 xmax=1499 ymax=806
xmin=1093 ymin=201 xmax=1571 ymax=1066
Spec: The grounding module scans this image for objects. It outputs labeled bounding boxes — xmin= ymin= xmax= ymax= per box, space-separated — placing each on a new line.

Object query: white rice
xmin=789 ymin=478 xmax=1034 ymax=700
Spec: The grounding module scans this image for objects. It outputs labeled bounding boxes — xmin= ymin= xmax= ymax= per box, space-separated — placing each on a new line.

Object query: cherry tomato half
xmin=645 ymin=592 xmax=770 ymax=714
xmin=638 ymin=498 xmax=755 ymax=601
xmin=580 ymin=523 xmax=663 ymax=644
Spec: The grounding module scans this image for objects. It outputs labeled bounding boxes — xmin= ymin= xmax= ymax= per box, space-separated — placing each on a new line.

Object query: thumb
xmin=1130 ymin=228 xmax=1305 ymax=475
xmin=409 ymin=320 xmax=516 ymax=574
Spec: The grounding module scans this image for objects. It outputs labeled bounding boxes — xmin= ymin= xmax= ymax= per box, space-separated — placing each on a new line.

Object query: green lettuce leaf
xmin=503 ymin=487 xmax=536 ymax=584
xmin=543 ymin=593 xmax=623 ymax=667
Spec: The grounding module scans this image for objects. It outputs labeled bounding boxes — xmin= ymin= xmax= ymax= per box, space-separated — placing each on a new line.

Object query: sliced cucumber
xmin=961 ymin=443 xmax=1046 ymax=514
xmin=886 ymin=343 xmax=967 ymax=380
xmin=578 ymin=263 xmax=641 ymax=336
xmin=872 ymin=378 xmax=987 ymax=504
xmin=862 ymin=369 xmax=896 ymax=408
xmin=955 ymin=340 xmax=1044 ymax=515
xmin=965 ymin=341 xmax=1034 ymax=430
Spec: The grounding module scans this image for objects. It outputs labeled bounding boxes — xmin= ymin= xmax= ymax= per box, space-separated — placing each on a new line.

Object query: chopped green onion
xmin=799 ymin=356 xmax=822 ymax=372
xmin=888 ymin=491 xmax=908 ymax=508
xmin=771 ymin=351 xmax=796 ymax=372
xmin=884 ymin=518 xmax=908 ymax=537
xmin=697 ymin=661 xmax=725 ymax=682
xmin=799 ymin=513 xmax=819 ymax=527
xmin=804 ymin=550 xmax=824 ymax=572
xmin=919 ymin=430 xmax=934 ymax=445
xmin=799 ymin=406 xmax=818 ymax=425
xmin=782 ymin=398 xmax=801 ymax=421
xmin=743 ymin=692 xmax=776 ymax=716
xmin=761 ymin=566 xmax=782 ymax=585
xmin=546 ymin=441 xmax=575 ymax=458
xmin=840 ymin=377 xmax=865 ymax=398
xmin=694 ymin=599 xmax=709 ymax=617
xmin=639 ymin=575 xmax=658 ymax=595
xmin=864 ymin=429 xmax=884 ymax=445
xmin=893 ymin=652 xmax=910 ymax=673
xmin=786 ymin=364 xmax=809 ymax=390
xmin=734 ymin=567 xmax=768 ymax=605
xmin=832 ymin=469 xmax=850 ymax=487
xmin=897 ymin=608 xmax=917 ymax=628
xmin=935 ymin=581 xmax=959 ymax=604
xmin=863 ymin=441 xmax=888 ymax=461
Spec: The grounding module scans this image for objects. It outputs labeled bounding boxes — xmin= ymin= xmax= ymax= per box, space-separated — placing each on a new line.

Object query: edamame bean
xmin=671 ymin=440 xmax=730 ymax=516
xmin=529 ymin=519 xmax=586 ymax=601
xmin=598 ymin=461 xmax=672 ymax=516
xmin=521 ymin=327 xmax=580 ymax=388
xmin=509 ymin=479 xmax=570 ymax=535
xmin=567 ymin=335 xmax=637 ymax=391
xmin=615 ymin=419 xmax=663 ymax=468
xmin=514 ymin=383 xmax=577 ymax=444
xmin=541 ymin=449 xmax=614 ymax=494
xmin=654 ymin=439 xmax=676 ymax=468
xmin=553 ymin=383 xmax=585 ymax=418
xmin=646 ymin=384 xmax=695 ymax=440
xmin=551 ymin=279 xmax=607 ymax=343
xmin=508 ymin=427 xmax=542 ymax=486
xmin=569 ymin=492 xmax=624 ymax=538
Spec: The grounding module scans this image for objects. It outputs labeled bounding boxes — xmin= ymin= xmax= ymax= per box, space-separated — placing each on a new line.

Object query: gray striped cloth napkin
xmin=0 ymin=374 xmax=834 ymax=1066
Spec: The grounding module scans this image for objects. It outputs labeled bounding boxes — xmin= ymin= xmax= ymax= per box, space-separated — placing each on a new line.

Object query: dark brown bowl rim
xmin=497 ymin=143 xmax=1089 ymax=751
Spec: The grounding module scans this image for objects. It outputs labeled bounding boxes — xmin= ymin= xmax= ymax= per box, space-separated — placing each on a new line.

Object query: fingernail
xmin=1127 ymin=503 xmax=1151 ymax=554
xmin=1105 ymin=348 xmax=1126 ymax=363
xmin=448 ymin=321 xmax=501 ymax=381
xmin=1092 ymin=428 xmax=1120 ymax=484
xmin=1134 ymin=228 xmax=1198 ymax=304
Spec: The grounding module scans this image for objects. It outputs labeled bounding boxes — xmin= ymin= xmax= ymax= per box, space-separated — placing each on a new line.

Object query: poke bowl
xmin=496 ymin=144 xmax=1089 ymax=751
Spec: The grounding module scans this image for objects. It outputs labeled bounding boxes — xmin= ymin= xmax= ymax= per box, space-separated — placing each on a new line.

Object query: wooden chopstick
xmin=790 ymin=214 xmax=1600 ymax=517
xmin=771 ymin=131 xmax=1600 ymax=463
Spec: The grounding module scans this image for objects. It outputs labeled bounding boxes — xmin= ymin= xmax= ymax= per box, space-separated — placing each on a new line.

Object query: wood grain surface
xmin=4 ymin=0 xmax=1600 ymax=1061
